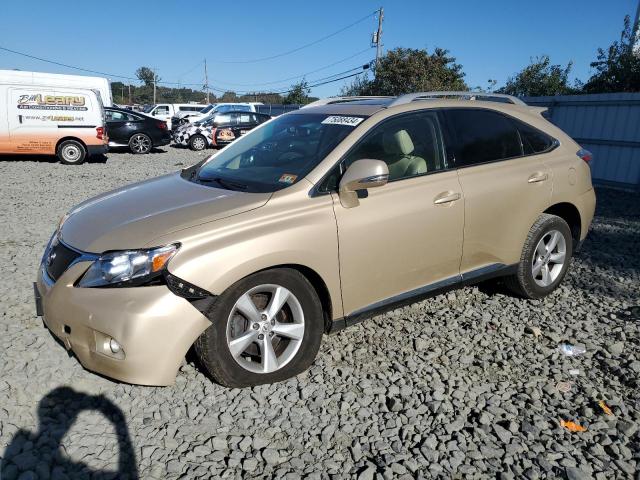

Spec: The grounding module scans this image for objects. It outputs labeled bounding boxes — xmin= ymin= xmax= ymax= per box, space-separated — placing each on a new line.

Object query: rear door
xmin=105 ymin=109 xmax=132 ymax=144
xmin=444 ymin=108 xmax=552 ymax=274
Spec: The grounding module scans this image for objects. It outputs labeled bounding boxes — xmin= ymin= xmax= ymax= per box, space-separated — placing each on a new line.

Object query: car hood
xmin=60 ymin=172 xmax=271 ymax=253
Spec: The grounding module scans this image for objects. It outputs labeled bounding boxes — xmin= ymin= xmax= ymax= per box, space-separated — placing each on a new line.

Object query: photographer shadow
xmin=1 ymin=386 xmax=138 ymax=480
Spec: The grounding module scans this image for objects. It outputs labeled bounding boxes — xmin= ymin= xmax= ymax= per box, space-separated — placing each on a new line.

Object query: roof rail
xmin=388 ymin=91 xmax=527 ymax=107
xmin=302 ymin=96 xmax=392 ymax=108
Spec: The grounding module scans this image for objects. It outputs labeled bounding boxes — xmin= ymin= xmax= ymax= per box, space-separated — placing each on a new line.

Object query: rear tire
xmin=194 ymin=268 xmax=324 ymax=387
xmin=129 ymin=133 xmax=152 ymax=154
xmin=505 ymin=213 xmax=573 ymax=299
xmin=189 ymin=134 xmax=207 ymax=151
xmin=57 ymin=140 xmax=87 ymax=165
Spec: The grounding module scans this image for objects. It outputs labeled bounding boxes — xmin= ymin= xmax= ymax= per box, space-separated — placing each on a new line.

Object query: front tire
xmin=129 ymin=133 xmax=152 ymax=154
xmin=194 ymin=268 xmax=324 ymax=387
xmin=189 ymin=134 xmax=207 ymax=151
xmin=505 ymin=213 xmax=573 ymax=299
xmin=57 ymin=140 xmax=87 ymax=165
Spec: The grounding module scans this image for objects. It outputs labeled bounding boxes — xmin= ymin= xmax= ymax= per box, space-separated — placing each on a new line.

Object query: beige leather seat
xmin=382 ymin=129 xmax=427 ymax=180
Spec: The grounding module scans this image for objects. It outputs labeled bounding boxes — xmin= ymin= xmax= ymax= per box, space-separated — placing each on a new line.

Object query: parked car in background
xmin=173 ymin=111 xmax=271 ymax=150
xmin=142 ymin=103 xmax=205 ymax=129
xmin=105 ymin=107 xmax=171 ymax=154
xmin=0 ymin=71 xmax=107 ymax=164
xmin=170 ymin=103 xmax=261 ymax=131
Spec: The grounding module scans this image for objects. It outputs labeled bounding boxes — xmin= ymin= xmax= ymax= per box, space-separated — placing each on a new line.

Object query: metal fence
xmin=255 ymin=104 xmax=302 ymax=116
xmin=523 ymin=93 xmax=640 ymax=191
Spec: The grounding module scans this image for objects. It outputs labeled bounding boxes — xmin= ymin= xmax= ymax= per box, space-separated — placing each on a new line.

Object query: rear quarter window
xmin=514 ymin=119 xmax=556 ymax=154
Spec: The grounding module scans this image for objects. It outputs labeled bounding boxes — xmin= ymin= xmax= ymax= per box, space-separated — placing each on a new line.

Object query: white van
xmin=141 ymin=103 xmax=206 ymax=129
xmin=0 ymin=76 xmax=108 ymax=164
xmin=0 ymin=70 xmax=113 ymax=107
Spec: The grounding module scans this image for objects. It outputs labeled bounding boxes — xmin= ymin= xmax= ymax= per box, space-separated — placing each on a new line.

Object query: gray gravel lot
xmin=0 ymin=147 xmax=638 ymax=479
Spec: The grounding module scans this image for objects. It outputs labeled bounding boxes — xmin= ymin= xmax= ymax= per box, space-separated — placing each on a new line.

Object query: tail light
xmin=577 ymin=148 xmax=592 ymax=164
xmin=157 ymin=121 xmax=167 ymax=130
xmin=96 ymin=126 xmax=104 ymax=140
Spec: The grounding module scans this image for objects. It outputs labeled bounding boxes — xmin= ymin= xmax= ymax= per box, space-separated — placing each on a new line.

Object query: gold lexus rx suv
xmin=35 ymin=92 xmax=596 ymax=387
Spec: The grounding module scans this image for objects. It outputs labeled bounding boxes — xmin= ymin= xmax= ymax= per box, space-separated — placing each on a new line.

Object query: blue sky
xmin=0 ymin=0 xmax=636 ymax=99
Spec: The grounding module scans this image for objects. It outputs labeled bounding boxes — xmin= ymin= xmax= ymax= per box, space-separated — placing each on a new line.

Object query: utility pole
xmin=375 ymin=7 xmax=384 ymax=69
xmin=204 ymin=58 xmax=210 ymax=104
xmin=128 ymin=84 xmax=131 ymax=105
xmin=152 ymin=67 xmax=158 ymax=104
xmin=633 ymin=0 xmax=640 ymax=55
xmin=121 ymin=84 xmax=124 ymax=104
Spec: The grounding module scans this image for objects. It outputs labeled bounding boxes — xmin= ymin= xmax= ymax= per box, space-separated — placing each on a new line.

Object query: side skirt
xmin=327 ymin=263 xmax=517 ymax=334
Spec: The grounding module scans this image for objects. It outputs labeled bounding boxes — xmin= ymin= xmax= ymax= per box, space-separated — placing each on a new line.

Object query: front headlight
xmin=77 ymin=244 xmax=179 ymax=288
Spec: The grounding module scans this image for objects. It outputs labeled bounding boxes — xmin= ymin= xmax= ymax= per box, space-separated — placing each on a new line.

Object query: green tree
xmin=283 ymin=80 xmax=311 ymax=104
xmin=135 ymin=66 xmax=160 ymax=87
xmin=582 ymin=15 xmax=640 ymax=93
xmin=341 ymin=47 xmax=467 ymax=96
xmin=497 ymin=56 xmax=577 ymax=96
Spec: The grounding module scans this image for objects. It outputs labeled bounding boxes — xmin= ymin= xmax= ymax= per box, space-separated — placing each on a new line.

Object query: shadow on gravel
xmin=1 ymin=387 xmax=138 ymax=480
xmin=0 ymin=154 xmax=108 ymax=164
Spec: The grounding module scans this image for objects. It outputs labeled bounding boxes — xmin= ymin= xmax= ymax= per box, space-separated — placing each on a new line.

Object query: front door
xmin=331 ymin=111 xmax=465 ymax=316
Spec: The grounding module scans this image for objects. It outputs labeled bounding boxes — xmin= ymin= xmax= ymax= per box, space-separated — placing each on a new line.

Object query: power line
xmin=0 ymin=44 xmax=371 ymax=95
xmin=0 ymin=45 xmax=138 ymax=81
xmin=204 ymin=47 xmax=373 ymax=88
xmin=209 ymin=11 xmax=377 ymax=64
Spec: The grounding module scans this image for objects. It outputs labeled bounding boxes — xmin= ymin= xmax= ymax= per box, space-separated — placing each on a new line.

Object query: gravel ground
xmin=0 ymin=147 xmax=638 ymax=480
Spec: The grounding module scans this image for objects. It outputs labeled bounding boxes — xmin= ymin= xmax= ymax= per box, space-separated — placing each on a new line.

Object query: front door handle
xmin=528 ymin=172 xmax=548 ymax=183
xmin=433 ymin=191 xmax=461 ymax=205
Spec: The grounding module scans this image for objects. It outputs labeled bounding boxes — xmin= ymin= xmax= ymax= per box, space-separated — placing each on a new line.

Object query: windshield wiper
xmin=197 ymin=176 xmax=249 ymax=191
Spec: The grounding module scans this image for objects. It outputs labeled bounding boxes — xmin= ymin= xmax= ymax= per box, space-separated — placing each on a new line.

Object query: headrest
xmin=383 ymin=129 xmax=414 ymax=155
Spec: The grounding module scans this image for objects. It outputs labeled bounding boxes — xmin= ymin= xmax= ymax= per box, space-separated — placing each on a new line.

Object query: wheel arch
xmin=55 ymin=136 xmax=87 ymax=153
xmin=544 ymin=202 xmax=581 ymax=247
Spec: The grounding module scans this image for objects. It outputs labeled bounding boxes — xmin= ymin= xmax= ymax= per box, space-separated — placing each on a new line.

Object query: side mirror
xmin=338 ymin=159 xmax=389 ymax=208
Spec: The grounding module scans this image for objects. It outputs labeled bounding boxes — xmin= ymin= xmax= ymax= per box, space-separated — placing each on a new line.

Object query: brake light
xmin=577 ymin=148 xmax=592 ymax=164
xmin=96 ymin=126 xmax=104 ymax=140
xmin=157 ymin=121 xmax=167 ymax=130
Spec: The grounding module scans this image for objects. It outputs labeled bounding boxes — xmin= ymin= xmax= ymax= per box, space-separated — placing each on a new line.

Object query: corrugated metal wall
xmin=522 ymin=93 xmax=640 ymax=190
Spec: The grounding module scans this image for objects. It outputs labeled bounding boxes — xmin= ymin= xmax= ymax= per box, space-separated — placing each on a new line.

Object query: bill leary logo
xmin=17 ymin=94 xmax=88 ymax=111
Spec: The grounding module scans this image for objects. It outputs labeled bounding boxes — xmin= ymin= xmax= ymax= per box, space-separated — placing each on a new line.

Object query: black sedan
xmin=105 ymin=107 xmax=172 ymax=154
xmin=173 ymin=111 xmax=271 ymax=150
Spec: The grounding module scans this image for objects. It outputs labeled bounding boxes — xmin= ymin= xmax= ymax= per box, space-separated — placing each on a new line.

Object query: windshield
xmin=191 ymin=113 xmax=365 ymax=193
xmin=200 ymin=104 xmax=215 ymax=114
xmin=142 ymin=104 xmax=154 ymax=113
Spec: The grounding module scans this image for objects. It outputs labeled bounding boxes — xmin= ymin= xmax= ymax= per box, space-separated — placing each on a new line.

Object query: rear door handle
xmin=433 ymin=191 xmax=461 ymax=205
xmin=528 ymin=172 xmax=548 ymax=183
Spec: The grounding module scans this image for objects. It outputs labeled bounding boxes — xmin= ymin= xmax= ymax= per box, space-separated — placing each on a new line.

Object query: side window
xmin=106 ymin=110 xmax=127 ymax=122
xmin=514 ymin=119 xmax=556 ymax=154
xmin=345 ymin=111 xmax=447 ymax=181
xmin=154 ymin=105 xmax=170 ymax=116
xmin=446 ymin=109 xmax=522 ymax=166
xmin=320 ymin=111 xmax=447 ymax=191
xmin=214 ymin=114 xmax=231 ymax=124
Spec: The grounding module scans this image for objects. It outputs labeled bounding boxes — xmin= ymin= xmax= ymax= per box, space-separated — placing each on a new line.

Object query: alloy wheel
xmin=131 ymin=134 xmax=151 ymax=153
xmin=192 ymin=136 xmax=206 ymax=150
xmin=531 ymin=229 xmax=567 ymax=287
xmin=226 ymin=284 xmax=305 ymax=374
